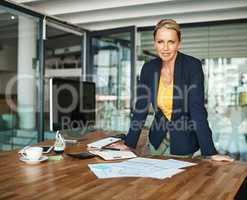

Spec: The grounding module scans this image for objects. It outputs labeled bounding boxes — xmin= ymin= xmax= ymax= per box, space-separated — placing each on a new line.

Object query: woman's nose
xmin=163 ymin=43 xmax=168 ymax=50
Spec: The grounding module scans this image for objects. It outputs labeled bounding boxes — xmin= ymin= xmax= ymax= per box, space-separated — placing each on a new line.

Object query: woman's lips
xmin=162 ymin=53 xmax=170 ymax=56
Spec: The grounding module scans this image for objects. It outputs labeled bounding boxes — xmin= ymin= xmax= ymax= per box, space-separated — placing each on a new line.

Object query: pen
xmin=101 ymin=147 xmax=121 ymax=151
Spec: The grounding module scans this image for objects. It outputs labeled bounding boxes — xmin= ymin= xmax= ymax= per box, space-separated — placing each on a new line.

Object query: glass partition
xmin=0 ymin=6 xmax=40 ymax=150
xmin=0 ymin=3 xmax=86 ymax=150
xmin=88 ymin=29 xmax=135 ymax=132
xmin=44 ymin=23 xmax=86 ymax=134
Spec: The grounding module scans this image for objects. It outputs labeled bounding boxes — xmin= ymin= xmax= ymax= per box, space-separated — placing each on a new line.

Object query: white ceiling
xmin=4 ymin=0 xmax=247 ymax=59
xmin=13 ymin=0 xmax=247 ymax=30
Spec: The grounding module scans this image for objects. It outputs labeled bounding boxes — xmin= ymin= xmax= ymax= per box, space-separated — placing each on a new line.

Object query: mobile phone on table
xmin=42 ymin=146 xmax=53 ymax=153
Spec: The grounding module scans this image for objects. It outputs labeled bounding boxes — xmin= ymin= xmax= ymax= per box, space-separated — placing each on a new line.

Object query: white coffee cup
xmin=20 ymin=147 xmax=43 ymax=161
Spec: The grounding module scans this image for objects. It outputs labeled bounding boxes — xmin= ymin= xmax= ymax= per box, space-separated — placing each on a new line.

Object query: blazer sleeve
xmin=125 ymin=63 xmax=151 ymax=148
xmin=189 ymin=60 xmax=218 ymax=156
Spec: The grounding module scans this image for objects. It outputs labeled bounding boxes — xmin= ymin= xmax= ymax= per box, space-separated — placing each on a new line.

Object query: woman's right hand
xmin=210 ymin=154 xmax=234 ymax=162
xmin=108 ymin=142 xmax=131 ymax=151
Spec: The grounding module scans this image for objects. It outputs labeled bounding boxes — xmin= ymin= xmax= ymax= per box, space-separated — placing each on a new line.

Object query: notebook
xmin=87 ymin=137 xmax=121 ymax=149
xmin=89 ymin=150 xmax=137 ymax=160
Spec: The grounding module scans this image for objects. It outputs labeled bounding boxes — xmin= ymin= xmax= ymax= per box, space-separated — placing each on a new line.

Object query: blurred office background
xmin=0 ymin=0 xmax=247 ymax=160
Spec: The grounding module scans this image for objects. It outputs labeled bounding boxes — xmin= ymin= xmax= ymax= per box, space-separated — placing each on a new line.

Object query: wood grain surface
xmin=0 ymin=131 xmax=246 ymax=200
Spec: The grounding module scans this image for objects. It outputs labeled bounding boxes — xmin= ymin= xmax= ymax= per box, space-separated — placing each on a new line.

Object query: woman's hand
xmin=210 ymin=154 xmax=234 ymax=162
xmin=108 ymin=142 xmax=131 ymax=151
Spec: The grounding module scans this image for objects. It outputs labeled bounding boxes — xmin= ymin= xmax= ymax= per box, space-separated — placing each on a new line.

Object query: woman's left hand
xmin=210 ymin=154 xmax=234 ymax=162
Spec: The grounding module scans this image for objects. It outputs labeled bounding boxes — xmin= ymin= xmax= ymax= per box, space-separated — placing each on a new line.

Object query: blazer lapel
xmin=152 ymin=58 xmax=162 ymax=112
xmin=171 ymin=51 xmax=183 ymax=121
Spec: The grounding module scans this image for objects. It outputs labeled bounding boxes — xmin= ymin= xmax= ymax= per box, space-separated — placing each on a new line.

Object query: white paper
xmin=88 ymin=157 xmax=196 ymax=179
xmin=124 ymin=158 xmax=197 ymax=169
xmin=87 ymin=137 xmax=121 ymax=149
xmin=88 ymin=163 xmax=177 ymax=179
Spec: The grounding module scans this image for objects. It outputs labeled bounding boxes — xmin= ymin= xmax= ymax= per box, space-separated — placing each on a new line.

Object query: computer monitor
xmin=49 ymin=78 xmax=95 ymax=131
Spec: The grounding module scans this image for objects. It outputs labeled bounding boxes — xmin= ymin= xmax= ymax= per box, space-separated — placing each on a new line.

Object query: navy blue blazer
xmin=125 ymin=51 xmax=217 ymax=156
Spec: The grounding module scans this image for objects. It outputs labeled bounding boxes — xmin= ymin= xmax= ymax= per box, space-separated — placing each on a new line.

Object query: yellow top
xmin=157 ymin=73 xmax=173 ymax=121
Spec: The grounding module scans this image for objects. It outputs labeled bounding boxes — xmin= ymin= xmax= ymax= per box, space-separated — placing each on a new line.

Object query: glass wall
xmin=138 ymin=22 xmax=247 ymax=160
xmin=0 ymin=3 xmax=86 ymax=150
xmin=0 ymin=6 xmax=40 ymax=150
xmin=44 ymin=24 xmax=85 ymax=134
xmin=89 ymin=32 xmax=132 ymax=132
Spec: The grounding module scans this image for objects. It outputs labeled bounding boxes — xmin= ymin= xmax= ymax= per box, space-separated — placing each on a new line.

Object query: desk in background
xmin=0 ymin=131 xmax=246 ymax=200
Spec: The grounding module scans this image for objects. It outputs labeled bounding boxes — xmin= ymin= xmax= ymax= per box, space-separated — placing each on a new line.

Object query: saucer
xmin=19 ymin=156 xmax=48 ymax=165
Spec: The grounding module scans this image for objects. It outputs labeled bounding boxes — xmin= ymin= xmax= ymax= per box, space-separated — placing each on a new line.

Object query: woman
xmin=112 ymin=19 xmax=233 ymax=161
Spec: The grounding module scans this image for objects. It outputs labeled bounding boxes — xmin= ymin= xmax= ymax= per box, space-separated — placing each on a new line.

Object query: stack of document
xmin=88 ymin=157 xmax=197 ymax=179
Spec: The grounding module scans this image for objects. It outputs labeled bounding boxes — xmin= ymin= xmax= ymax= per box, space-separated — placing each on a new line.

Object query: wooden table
xmin=0 ymin=131 xmax=246 ymax=200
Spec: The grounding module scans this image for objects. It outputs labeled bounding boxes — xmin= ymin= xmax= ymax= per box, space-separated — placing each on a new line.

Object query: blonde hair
xmin=153 ymin=19 xmax=181 ymax=41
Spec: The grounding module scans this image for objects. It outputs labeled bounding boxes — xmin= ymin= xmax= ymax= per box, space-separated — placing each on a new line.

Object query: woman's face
xmin=154 ymin=27 xmax=181 ymax=63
